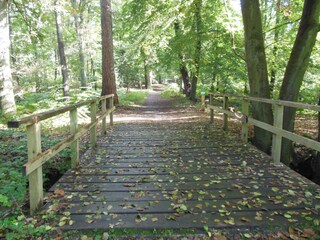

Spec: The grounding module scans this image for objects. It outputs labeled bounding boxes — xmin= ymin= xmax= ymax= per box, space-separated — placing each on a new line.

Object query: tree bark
xmin=71 ymin=0 xmax=86 ymax=89
xmin=269 ymin=2 xmax=281 ymax=97
xmin=241 ymin=0 xmax=273 ymax=153
xmin=143 ymin=57 xmax=151 ymax=89
xmin=54 ymin=0 xmax=69 ymax=98
xmin=279 ymin=0 xmax=320 ymax=165
xmin=174 ymin=21 xmax=190 ymax=94
xmin=190 ymin=0 xmax=202 ymax=101
xmin=100 ymin=0 xmax=118 ymax=104
xmin=0 ymin=0 xmax=16 ymax=115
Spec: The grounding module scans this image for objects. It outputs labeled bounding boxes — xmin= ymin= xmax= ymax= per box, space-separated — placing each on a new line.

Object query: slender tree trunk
xmin=190 ymin=0 xmax=202 ymax=101
xmin=269 ymin=2 xmax=281 ymax=97
xmin=174 ymin=21 xmax=190 ymax=94
xmin=71 ymin=0 xmax=86 ymax=89
xmin=33 ymin=44 xmax=41 ymax=92
xmin=8 ymin=11 xmax=19 ymax=86
xmin=279 ymin=0 xmax=320 ymax=165
xmin=143 ymin=58 xmax=151 ymax=89
xmin=0 ymin=0 xmax=16 ymax=115
xmin=54 ymin=0 xmax=69 ymax=98
xmin=241 ymin=0 xmax=273 ymax=153
xmin=100 ymin=0 xmax=118 ymax=104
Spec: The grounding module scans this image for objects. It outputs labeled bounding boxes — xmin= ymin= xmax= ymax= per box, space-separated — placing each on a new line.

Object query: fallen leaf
xmin=303 ymin=228 xmax=316 ymax=238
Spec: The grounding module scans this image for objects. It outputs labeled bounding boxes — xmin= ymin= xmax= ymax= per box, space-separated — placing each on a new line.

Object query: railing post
xmin=241 ymin=98 xmax=249 ymax=143
xmin=70 ymin=108 xmax=79 ymax=167
xmin=27 ymin=123 xmax=42 ymax=215
xmin=272 ymin=104 xmax=284 ymax=165
xmin=101 ymin=98 xmax=107 ymax=134
xmin=209 ymin=94 xmax=214 ymax=123
xmin=223 ymin=96 xmax=228 ymax=131
xmin=90 ymin=100 xmax=97 ymax=147
xmin=109 ymin=96 xmax=114 ymax=127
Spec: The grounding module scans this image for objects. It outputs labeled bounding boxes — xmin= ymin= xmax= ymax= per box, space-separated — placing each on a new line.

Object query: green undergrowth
xmin=117 ymin=88 xmax=151 ymax=107
xmin=0 ymin=128 xmax=71 ymax=239
xmin=61 ymin=228 xmax=197 ymax=240
xmin=160 ymin=84 xmax=199 ymax=107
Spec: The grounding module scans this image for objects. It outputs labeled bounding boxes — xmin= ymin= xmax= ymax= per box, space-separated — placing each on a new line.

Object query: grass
xmin=160 ymin=83 xmax=199 ymax=107
xmin=117 ymin=88 xmax=151 ymax=107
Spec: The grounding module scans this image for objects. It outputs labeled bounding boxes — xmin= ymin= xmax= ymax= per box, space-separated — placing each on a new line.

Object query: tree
xmin=70 ymin=0 xmax=86 ymax=89
xmin=174 ymin=21 xmax=190 ymax=94
xmin=240 ymin=0 xmax=273 ymax=153
xmin=279 ymin=0 xmax=320 ymax=165
xmin=54 ymin=0 xmax=69 ymax=98
xmin=100 ymin=0 xmax=118 ymax=104
xmin=190 ymin=0 xmax=203 ymax=101
xmin=0 ymin=0 xmax=16 ymax=116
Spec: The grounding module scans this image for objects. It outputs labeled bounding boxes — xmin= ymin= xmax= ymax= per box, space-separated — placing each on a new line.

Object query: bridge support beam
xmin=27 ymin=123 xmax=43 ymax=215
xmin=70 ymin=108 xmax=79 ymax=167
xmin=272 ymin=104 xmax=284 ymax=165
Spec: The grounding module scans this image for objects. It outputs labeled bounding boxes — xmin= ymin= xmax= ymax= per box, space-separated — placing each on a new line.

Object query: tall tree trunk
xmin=174 ymin=21 xmax=190 ymax=94
xmin=269 ymin=2 xmax=281 ymax=97
xmin=100 ymin=0 xmax=118 ymax=104
xmin=190 ymin=0 xmax=202 ymax=101
xmin=54 ymin=0 xmax=69 ymax=98
xmin=71 ymin=0 xmax=86 ymax=89
xmin=143 ymin=58 xmax=151 ymax=89
xmin=279 ymin=0 xmax=320 ymax=165
xmin=241 ymin=0 xmax=273 ymax=153
xmin=0 ymin=0 xmax=16 ymax=115
xmin=33 ymin=44 xmax=41 ymax=92
xmin=8 ymin=10 xmax=19 ymax=86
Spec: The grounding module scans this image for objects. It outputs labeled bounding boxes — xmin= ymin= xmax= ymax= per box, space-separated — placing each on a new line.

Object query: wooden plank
xmin=70 ymin=108 xmax=79 ymax=167
xmin=101 ymin=98 xmax=107 ymax=134
xmin=272 ymin=104 xmax=283 ymax=165
xmin=109 ymin=96 xmax=114 ymax=126
xmin=241 ymin=98 xmax=249 ymax=143
xmin=57 ymin=199 xmax=316 ymax=215
xmin=27 ymin=123 xmax=43 ymax=215
xmin=59 ymin=210 xmax=319 ymax=231
xmin=90 ymin=100 xmax=97 ymax=147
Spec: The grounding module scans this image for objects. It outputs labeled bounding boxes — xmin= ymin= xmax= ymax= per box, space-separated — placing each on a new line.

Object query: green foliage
xmin=160 ymin=83 xmax=181 ymax=98
xmin=160 ymin=83 xmax=196 ymax=106
xmin=1 ymin=212 xmax=55 ymax=239
xmin=118 ymin=89 xmax=150 ymax=106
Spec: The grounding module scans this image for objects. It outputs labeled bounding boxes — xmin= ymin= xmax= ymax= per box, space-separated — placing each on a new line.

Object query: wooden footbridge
xmin=8 ymin=90 xmax=320 ymax=236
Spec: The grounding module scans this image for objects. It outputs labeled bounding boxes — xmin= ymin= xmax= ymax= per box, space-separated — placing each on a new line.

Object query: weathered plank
xmin=45 ymin=122 xmax=320 ymax=233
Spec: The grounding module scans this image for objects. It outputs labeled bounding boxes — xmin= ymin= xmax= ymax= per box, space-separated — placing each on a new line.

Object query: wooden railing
xmin=7 ymin=95 xmax=115 ymax=214
xmin=208 ymin=93 xmax=320 ymax=165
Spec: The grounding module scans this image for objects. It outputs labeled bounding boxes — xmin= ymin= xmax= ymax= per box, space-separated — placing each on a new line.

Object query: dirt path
xmin=114 ymin=85 xmax=208 ymax=123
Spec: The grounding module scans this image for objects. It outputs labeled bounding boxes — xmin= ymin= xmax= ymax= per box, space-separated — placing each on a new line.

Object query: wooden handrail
xmin=209 ymin=93 xmax=320 ymax=112
xmin=7 ymin=94 xmax=114 ymax=128
xmin=208 ymin=93 xmax=320 ymax=165
xmin=7 ymin=94 xmax=115 ymax=214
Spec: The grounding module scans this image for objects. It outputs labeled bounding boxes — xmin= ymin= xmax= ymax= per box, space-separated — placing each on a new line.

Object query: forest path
xmin=114 ymin=84 xmax=207 ymax=123
xmin=45 ymin=85 xmax=320 ymax=238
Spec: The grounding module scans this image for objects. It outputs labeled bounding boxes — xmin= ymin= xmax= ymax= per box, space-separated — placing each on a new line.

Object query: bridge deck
xmin=47 ymin=121 xmax=320 ymax=234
